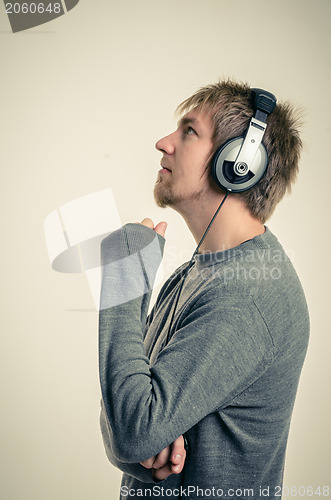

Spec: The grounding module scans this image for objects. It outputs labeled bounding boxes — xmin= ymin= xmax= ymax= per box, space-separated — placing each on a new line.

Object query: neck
xmin=176 ymin=192 xmax=265 ymax=253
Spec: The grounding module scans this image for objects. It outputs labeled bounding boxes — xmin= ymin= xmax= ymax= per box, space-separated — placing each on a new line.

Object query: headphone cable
xmin=165 ymin=191 xmax=229 ymax=345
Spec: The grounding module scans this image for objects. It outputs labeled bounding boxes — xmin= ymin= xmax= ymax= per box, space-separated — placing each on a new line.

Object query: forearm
xmin=99 ymin=297 xmax=178 ymax=463
xmin=99 ymin=223 xmax=171 ymax=462
xmin=100 ymin=400 xmax=155 ymax=483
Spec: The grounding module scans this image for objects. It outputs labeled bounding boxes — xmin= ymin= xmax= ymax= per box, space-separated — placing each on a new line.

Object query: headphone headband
xmin=251 ymin=88 xmax=277 ymax=118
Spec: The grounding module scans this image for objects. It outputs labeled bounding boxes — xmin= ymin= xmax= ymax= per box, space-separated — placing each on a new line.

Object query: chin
xmin=153 ymin=184 xmax=175 ymax=209
xmin=153 ymin=191 xmax=170 ymax=208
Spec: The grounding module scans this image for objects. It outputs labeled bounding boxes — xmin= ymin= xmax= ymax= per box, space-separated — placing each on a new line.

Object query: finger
xmin=140 ymin=218 xmax=154 ymax=229
xmin=152 ymin=445 xmax=171 ymax=470
xmin=171 ymin=435 xmax=186 ymax=462
xmin=170 ymin=435 xmax=186 ymax=474
xmin=154 ymin=221 xmax=167 ymax=238
xmin=153 ymin=463 xmax=173 ymax=481
xmin=140 ymin=456 xmax=156 ymax=469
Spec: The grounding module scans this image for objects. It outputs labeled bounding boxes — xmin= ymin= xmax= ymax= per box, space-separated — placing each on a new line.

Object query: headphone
xmin=211 ymin=88 xmax=277 ymax=193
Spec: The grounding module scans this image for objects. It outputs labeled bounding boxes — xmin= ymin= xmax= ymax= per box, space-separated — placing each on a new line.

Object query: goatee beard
xmin=153 ymin=182 xmax=175 ymax=208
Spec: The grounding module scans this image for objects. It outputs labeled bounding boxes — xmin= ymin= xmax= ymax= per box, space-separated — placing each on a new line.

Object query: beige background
xmin=0 ymin=1 xmax=330 ymax=499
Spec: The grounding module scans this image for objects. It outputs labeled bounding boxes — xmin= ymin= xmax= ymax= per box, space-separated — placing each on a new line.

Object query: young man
xmin=98 ymin=80 xmax=309 ymax=499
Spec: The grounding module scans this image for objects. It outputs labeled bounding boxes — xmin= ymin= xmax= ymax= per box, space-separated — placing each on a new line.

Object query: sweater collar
xmin=193 ymin=226 xmax=276 ymax=269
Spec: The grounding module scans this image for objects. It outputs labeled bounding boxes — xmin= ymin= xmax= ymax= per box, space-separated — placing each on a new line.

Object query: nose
xmin=155 ymin=132 xmax=175 ymax=155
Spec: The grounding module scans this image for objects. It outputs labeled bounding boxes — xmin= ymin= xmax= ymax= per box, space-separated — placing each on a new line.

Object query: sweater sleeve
xmin=100 ymin=399 xmax=156 ymax=483
xmin=99 ymin=224 xmax=275 ymax=465
xmin=98 ymin=223 xmax=165 ymax=481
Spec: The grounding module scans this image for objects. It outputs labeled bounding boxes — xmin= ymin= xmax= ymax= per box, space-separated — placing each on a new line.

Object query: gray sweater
xmin=99 ymin=224 xmax=309 ymax=499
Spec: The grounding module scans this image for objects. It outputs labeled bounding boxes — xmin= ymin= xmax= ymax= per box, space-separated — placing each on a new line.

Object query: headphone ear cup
xmin=211 ymin=137 xmax=268 ymax=193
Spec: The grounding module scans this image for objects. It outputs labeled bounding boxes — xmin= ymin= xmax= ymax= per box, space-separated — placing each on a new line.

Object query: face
xmin=154 ymin=108 xmax=214 ymax=212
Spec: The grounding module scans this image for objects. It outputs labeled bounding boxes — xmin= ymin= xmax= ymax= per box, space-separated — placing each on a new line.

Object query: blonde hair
xmin=176 ymin=79 xmax=303 ymax=223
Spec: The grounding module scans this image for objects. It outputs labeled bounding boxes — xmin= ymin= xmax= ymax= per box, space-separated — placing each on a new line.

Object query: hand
xmin=137 ymin=218 xmax=167 ymax=238
xmin=140 ymin=435 xmax=186 ymax=481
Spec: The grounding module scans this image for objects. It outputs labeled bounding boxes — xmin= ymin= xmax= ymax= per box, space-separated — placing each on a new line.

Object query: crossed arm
xmin=100 ymin=217 xmax=186 ymax=482
xmin=137 ymin=219 xmax=186 ymax=482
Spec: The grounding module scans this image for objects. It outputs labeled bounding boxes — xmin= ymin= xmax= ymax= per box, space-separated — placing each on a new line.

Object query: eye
xmin=186 ymin=126 xmax=197 ymax=136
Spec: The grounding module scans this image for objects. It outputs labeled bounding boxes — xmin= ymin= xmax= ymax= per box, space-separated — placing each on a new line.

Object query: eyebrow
xmin=177 ymin=116 xmax=199 ymax=128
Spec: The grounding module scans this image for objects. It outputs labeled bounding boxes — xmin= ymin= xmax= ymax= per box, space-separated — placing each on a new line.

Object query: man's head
xmin=154 ymin=78 xmax=303 ymax=223
xmin=154 ymin=107 xmax=214 ymax=213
